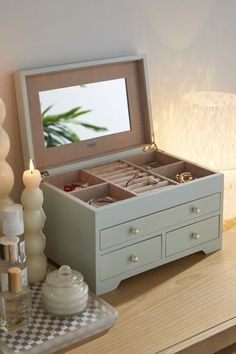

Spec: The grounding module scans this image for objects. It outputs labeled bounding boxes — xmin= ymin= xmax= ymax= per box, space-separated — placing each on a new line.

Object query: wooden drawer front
xmin=166 ymin=216 xmax=219 ymax=257
xmin=100 ymin=193 xmax=220 ymax=250
xmin=100 ymin=236 xmax=161 ymax=280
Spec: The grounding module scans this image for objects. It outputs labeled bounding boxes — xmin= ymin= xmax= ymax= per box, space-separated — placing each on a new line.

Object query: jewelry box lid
xmin=15 ymin=55 xmax=153 ymax=173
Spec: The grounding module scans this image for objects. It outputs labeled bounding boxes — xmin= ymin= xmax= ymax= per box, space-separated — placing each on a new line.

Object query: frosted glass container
xmin=42 ymin=265 xmax=88 ymax=316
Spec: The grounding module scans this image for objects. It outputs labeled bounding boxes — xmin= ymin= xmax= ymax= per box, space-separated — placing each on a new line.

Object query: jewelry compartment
xmin=44 ymin=169 xmax=105 ymax=192
xmin=85 ymin=159 xmax=176 ymax=193
xmin=152 ymin=161 xmax=215 ymax=183
xmin=124 ymin=151 xmax=180 ymax=170
xmin=71 ymin=183 xmax=136 ymax=207
xmin=85 ymin=160 xmax=142 ymax=182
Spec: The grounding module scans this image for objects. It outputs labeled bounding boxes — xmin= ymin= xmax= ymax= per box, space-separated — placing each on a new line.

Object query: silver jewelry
xmin=125 ymin=172 xmax=143 ymax=187
xmin=147 ymin=176 xmax=160 ymax=185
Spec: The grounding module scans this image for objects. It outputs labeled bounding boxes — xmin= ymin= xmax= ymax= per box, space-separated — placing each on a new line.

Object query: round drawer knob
xmin=130 ymin=255 xmax=139 ymax=263
xmin=130 ymin=227 xmax=140 ymax=235
xmin=192 ymin=233 xmax=200 ymax=240
xmin=192 ymin=207 xmax=200 ymax=214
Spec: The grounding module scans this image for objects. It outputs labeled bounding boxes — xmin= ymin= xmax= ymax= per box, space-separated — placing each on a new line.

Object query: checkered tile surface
xmin=0 ymin=282 xmax=117 ymax=353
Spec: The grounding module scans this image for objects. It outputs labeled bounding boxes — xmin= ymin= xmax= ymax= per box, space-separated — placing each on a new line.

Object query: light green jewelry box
xmin=15 ymin=55 xmax=223 ymax=294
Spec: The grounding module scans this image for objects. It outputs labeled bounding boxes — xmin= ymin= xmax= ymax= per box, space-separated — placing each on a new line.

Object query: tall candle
xmin=0 ymin=98 xmax=14 ymax=233
xmin=21 ymin=159 xmax=47 ymax=283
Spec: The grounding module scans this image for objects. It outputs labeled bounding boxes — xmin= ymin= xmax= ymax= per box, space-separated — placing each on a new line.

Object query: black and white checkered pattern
xmin=0 ymin=282 xmax=117 ymax=353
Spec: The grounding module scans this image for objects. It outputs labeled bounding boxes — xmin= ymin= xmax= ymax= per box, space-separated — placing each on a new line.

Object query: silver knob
xmin=192 ymin=207 xmax=200 ymax=214
xmin=130 ymin=227 xmax=139 ymax=235
xmin=130 ymin=255 xmax=139 ymax=262
xmin=192 ymin=233 xmax=200 ymax=240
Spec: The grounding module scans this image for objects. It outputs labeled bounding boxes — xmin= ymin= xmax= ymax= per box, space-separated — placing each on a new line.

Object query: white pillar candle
xmin=0 ymin=98 xmax=14 ymax=232
xmin=23 ymin=159 xmax=42 ymax=187
xmin=21 ymin=159 xmax=47 ymax=283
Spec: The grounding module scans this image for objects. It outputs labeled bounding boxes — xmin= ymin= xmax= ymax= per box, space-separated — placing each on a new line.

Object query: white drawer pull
xmin=130 ymin=255 xmax=139 ymax=262
xmin=192 ymin=233 xmax=200 ymax=240
xmin=130 ymin=227 xmax=140 ymax=235
xmin=192 ymin=207 xmax=200 ymax=214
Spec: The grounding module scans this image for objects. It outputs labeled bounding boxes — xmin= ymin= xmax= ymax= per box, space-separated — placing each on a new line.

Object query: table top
xmin=62 ymin=226 xmax=236 ymax=354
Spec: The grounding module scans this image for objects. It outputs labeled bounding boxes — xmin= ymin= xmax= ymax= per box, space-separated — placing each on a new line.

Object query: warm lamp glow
xmin=158 ymin=91 xmax=236 ymax=222
xmin=180 ymin=91 xmax=236 ymax=171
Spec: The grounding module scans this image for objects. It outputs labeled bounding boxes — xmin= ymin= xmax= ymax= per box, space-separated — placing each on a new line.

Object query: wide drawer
xmin=100 ymin=193 xmax=220 ymax=250
xmin=166 ymin=215 xmax=219 ymax=257
xmin=100 ymin=235 xmax=162 ymax=280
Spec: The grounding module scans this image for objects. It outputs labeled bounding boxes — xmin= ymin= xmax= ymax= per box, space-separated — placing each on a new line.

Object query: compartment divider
xmin=150 ymin=171 xmax=179 ymax=185
xmin=71 ymin=182 xmax=136 ymax=207
xmin=150 ymin=161 xmax=184 ymax=180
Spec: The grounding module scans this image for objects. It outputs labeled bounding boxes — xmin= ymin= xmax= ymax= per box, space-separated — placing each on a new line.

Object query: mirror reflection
xmin=39 ymin=78 xmax=131 ymax=148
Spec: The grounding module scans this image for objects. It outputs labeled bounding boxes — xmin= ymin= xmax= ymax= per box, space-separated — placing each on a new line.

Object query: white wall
xmin=0 ymin=0 xmax=236 ymax=201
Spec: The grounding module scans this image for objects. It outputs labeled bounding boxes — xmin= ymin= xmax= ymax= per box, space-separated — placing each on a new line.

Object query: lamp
xmin=159 ymin=91 xmax=236 ymax=225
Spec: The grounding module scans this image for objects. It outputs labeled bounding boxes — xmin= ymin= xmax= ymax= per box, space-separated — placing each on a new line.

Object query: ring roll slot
xmin=124 ymin=174 xmax=160 ymax=189
xmin=71 ymin=183 xmax=136 ymax=207
xmin=44 ymin=169 xmax=105 ymax=192
xmin=86 ymin=161 xmax=128 ymax=175
xmin=126 ymin=176 xmax=167 ymax=190
xmin=113 ymin=173 xmax=149 ymax=186
xmin=105 ymin=169 xmax=144 ymax=181
xmin=99 ymin=166 xmax=136 ymax=178
xmin=133 ymin=180 xmax=170 ymax=194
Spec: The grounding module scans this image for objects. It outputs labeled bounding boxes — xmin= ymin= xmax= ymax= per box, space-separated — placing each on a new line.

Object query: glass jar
xmin=42 ymin=265 xmax=89 ymax=316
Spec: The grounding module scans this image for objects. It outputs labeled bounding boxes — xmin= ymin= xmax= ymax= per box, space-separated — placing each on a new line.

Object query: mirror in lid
xmin=40 ymin=78 xmax=131 ymax=148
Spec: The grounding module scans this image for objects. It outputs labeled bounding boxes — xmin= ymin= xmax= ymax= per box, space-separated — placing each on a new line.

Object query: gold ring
xmin=175 ymin=172 xmax=193 ymax=183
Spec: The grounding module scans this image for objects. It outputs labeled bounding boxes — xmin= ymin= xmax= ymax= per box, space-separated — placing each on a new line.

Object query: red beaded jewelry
xmin=64 ymin=183 xmax=81 ymax=192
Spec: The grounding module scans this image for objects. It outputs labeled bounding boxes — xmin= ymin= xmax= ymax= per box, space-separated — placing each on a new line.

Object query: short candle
xmin=23 ymin=159 xmax=42 ymax=188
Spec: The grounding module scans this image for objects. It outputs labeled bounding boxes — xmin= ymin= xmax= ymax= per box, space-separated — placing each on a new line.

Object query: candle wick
xmin=30 ymin=170 xmax=33 ymax=174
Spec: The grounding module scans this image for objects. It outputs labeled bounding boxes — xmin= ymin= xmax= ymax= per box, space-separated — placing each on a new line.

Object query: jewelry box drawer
xmin=166 ymin=216 xmax=219 ymax=257
xmin=100 ymin=193 xmax=220 ymax=250
xmin=100 ymin=235 xmax=162 ymax=280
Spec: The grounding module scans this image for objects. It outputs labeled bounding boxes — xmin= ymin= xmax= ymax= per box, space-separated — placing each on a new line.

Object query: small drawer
xmin=100 ymin=235 xmax=161 ymax=280
xmin=166 ymin=216 xmax=219 ymax=257
xmin=100 ymin=193 xmax=220 ymax=250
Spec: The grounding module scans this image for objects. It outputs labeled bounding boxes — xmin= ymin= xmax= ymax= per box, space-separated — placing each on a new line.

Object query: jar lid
xmin=46 ymin=265 xmax=84 ymax=288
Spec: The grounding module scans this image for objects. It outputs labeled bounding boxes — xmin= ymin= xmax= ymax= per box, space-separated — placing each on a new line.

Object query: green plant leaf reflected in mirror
xmin=42 ymin=106 xmax=108 ymax=148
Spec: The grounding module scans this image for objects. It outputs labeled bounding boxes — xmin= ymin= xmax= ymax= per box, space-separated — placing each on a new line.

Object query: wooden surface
xmin=62 ymin=226 xmax=236 ymax=354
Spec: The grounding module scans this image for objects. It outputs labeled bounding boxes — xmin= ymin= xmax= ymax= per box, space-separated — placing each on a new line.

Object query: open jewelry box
xmin=15 ymin=55 xmax=224 ymax=295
